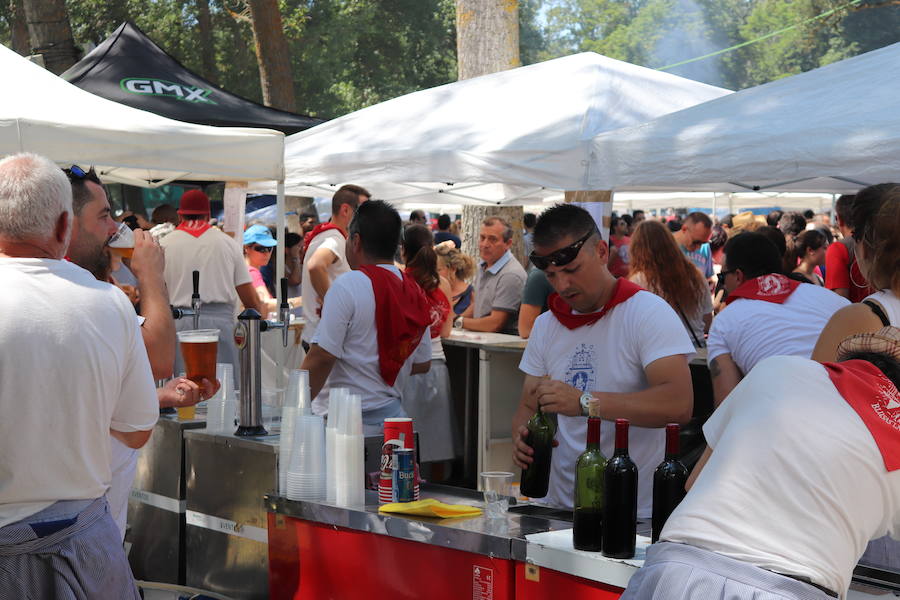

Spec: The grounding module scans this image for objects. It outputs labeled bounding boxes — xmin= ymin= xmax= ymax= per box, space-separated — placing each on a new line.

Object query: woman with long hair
xmin=789 ymin=229 xmax=828 ymax=286
xmin=398 ymin=225 xmax=457 ymax=468
xmin=629 ymin=220 xmax=713 ymax=346
xmin=434 ymin=241 xmax=476 ymax=315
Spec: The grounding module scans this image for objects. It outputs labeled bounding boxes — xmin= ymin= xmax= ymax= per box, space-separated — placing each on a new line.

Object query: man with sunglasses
xmin=160 ymin=189 xmax=263 ymax=387
xmin=707 ymin=232 xmax=848 ymax=407
xmin=512 ymin=203 xmax=695 ymax=517
xmin=673 ymin=211 xmax=715 ymax=281
xmin=456 ymin=216 xmax=527 ymax=335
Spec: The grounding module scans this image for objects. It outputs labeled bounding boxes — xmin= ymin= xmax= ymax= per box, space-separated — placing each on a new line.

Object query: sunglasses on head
xmin=62 ymin=165 xmax=101 ymax=184
xmin=252 ymin=245 xmax=274 ymax=253
xmin=529 ymin=228 xmax=596 ymax=271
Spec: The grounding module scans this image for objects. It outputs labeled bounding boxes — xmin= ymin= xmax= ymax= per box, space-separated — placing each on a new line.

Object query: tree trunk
xmin=21 ymin=0 xmax=79 ymax=73
xmin=246 ymin=0 xmax=296 ymax=111
xmin=461 ymin=205 xmax=526 ymax=269
xmin=10 ymin=0 xmax=30 ymax=55
xmin=196 ymin=0 xmax=218 ymax=83
xmin=456 ymin=0 xmax=520 ymax=80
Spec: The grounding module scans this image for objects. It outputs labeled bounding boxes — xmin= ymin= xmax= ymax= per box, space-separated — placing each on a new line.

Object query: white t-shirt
xmin=519 ymin=291 xmax=695 ymax=517
xmin=707 ymin=282 xmax=848 ymax=374
xmin=312 ymin=265 xmax=431 ymax=415
xmin=0 ymin=259 xmax=158 ymax=527
xmin=630 ymin=272 xmax=712 ymax=344
xmin=662 ymin=356 xmax=900 ymax=595
xmin=160 ymin=228 xmax=251 ymax=308
xmin=866 ymin=289 xmax=900 ymax=326
xmin=302 ymin=229 xmax=349 ymax=343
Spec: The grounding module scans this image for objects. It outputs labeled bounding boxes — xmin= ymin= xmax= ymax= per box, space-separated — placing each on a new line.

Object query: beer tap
xmin=171 ymin=270 xmax=202 ymax=330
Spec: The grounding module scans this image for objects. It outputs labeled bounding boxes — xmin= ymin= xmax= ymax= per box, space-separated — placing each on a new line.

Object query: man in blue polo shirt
xmin=673 ymin=211 xmax=714 ymax=281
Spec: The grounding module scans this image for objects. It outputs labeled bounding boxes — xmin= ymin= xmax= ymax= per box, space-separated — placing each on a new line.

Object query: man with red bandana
xmin=511 ymin=203 xmax=695 ymax=516
xmin=708 ymin=232 xmax=848 ymax=406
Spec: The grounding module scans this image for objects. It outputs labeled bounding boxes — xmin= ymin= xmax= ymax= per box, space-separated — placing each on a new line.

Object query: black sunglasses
xmin=529 ymin=228 xmax=596 ymax=271
xmin=62 ymin=165 xmax=101 ymax=184
xmin=252 ymin=245 xmax=274 ymax=253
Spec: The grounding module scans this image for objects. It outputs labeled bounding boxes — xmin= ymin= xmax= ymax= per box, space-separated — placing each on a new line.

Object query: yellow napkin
xmin=378 ymin=498 xmax=483 ymax=519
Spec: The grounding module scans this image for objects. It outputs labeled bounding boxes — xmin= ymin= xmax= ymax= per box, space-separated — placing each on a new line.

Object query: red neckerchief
xmin=548 ymin=278 xmax=643 ymax=330
xmin=303 ymin=222 xmax=345 ymax=253
xmin=824 ymin=360 xmax=900 ymax=472
xmin=358 ymin=265 xmax=432 ymax=386
xmin=724 ymin=273 xmax=800 ymax=306
xmin=176 ymin=220 xmax=212 ymax=238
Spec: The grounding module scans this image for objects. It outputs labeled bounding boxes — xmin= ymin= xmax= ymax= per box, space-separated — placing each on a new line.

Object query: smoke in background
xmin=651 ymin=0 xmax=726 ymax=87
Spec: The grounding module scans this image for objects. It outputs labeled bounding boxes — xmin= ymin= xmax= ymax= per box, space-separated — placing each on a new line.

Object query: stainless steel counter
xmin=266 ymin=484 xmax=574 ymax=562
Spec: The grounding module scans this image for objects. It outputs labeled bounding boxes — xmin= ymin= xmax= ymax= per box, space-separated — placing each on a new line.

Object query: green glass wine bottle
xmin=519 ymin=406 xmax=556 ymax=498
xmin=573 ymin=416 xmax=606 ymax=551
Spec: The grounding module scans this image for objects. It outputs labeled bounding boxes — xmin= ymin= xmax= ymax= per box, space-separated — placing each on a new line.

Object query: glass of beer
xmin=108 ymin=221 xmax=135 ymax=259
xmin=176 ymin=329 xmax=219 ymax=420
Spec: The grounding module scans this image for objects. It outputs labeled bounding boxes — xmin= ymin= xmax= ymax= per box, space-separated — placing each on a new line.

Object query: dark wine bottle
xmin=651 ymin=423 xmax=688 ymax=543
xmin=601 ymin=418 xmax=638 ymax=559
xmin=573 ymin=416 xmax=606 ymax=551
xmin=519 ymin=406 xmax=556 ymax=498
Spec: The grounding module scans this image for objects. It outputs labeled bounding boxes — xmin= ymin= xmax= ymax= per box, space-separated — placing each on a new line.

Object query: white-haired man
xmin=0 ymin=153 xmax=158 ymax=598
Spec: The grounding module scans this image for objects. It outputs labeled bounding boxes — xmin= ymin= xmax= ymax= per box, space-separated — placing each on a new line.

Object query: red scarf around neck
xmin=358 ymin=264 xmax=432 ymax=386
xmin=725 ymin=273 xmax=800 ymax=306
xmin=176 ymin=220 xmax=212 ymax=238
xmin=824 ymin=359 xmax=900 ymax=472
xmin=303 ymin=222 xmax=345 ymax=253
xmin=548 ymin=278 xmax=643 ymax=330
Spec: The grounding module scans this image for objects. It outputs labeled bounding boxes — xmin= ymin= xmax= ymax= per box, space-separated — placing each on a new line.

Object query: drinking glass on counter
xmin=481 ymin=471 xmax=514 ymax=519
xmin=108 ymin=221 xmax=135 ymax=259
xmin=176 ymin=329 xmax=219 ymax=419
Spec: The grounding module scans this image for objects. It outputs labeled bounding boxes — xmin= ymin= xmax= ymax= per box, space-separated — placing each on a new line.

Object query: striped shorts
xmin=0 ymin=497 xmax=140 ymax=600
xmin=621 ymin=542 xmax=836 ymax=600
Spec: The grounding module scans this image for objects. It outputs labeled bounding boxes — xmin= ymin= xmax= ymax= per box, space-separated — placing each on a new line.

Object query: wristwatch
xmin=453 ymin=315 xmax=464 ymax=329
xmin=579 ymin=392 xmax=594 ymax=417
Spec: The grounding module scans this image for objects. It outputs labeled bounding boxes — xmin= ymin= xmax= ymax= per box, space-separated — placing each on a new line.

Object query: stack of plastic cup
xmin=205 ymin=363 xmax=236 ymax=433
xmin=332 ymin=393 xmax=365 ymax=507
xmin=279 ymin=371 xmax=313 ymax=494
xmin=262 ymin=388 xmax=285 ymax=433
xmin=285 ymin=414 xmax=326 ymax=501
xmin=325 ymin=388 xmax=349 ymax=503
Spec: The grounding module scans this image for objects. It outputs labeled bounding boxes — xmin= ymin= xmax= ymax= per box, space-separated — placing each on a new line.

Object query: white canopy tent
xmin=589 ymin=42 xmax=900 ymax=194
xmin=0 ymin=44 xmax=285 ymax=186
xmin=255 ymin=52 xmax=730 ymax=203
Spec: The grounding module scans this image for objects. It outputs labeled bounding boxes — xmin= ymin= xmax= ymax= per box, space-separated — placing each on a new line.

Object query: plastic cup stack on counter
xmin=279 ymin=370 xmax=312 ymax=494
xmin=333 ymin=393 xmax=364 ymax=507
xmin=285 ymin=414 xmax=326 ymax=501
xmin=325 ymin=388 xmax=348 ymax=503
xmin=205 ymin=363 xmax=237 ymax=433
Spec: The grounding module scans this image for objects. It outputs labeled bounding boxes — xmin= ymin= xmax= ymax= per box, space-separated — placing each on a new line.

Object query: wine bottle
xmin=651 ymin=423 xmax=688 ymax=543
xmin=519 ymin=406 xmax=556 ymax=498
xmin=602 ymin=418 xmax=638 ymax=559
xmin=573 ymin=416 xmax=606 ymax=551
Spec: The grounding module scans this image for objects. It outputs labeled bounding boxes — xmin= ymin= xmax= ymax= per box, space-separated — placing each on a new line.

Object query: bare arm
xmin=236 ymin=282 xmax=264 ymax=314
xmin=536 ymin=354 xmax=693 ymax=427
xmin=812 ymin=303 xmax=884 ymax=363
xmin=301 ymin=343 xmax=338 ymax=400
xmin=831 ymin=287 xmax=850 ymax=299
xmin=306 ymin=246 xmax=338 ymax=302
xmin=702 ymin=312 xmax=712 ymax=334
xmin=110 ymin=428 xmax=153 ymax=449
xmin=512 ymin=375 xmax=543 ymax=469
xmin=710 ymin=353 xmax=743 ymax=408
xmin=129 ymin=230 xmax=176 ymax=379
xmin=461 ymin=309 xmax=510 ymax=333
xmin=439 ymin=277 xmax=454 ymax=339
xmin=517 ymin=304 xmax=543 ymax=339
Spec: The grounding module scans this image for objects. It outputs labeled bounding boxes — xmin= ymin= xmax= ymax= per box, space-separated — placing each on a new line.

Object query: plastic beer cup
xmin=108 ymin=222 xmax=135 ymax=259
xmin=176 ymin=329 xmax=219 ymax=419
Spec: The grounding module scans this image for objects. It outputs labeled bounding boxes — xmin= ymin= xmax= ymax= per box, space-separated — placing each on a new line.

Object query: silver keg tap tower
xmin=234 ymin=278 xmax=291 ymax=437
xmin=171 ymin=270 xmax=202 ymax=330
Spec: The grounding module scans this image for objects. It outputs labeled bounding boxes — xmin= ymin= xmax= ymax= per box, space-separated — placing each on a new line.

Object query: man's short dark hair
xmin=834 ymin=194 xmax=855 ymax=227
xmin=285 ymin=232 xmax=302 ymax=248
xmin=410 ymin=209 xmax=426 ymax=223
xmin=348 ymin=199 xmax=401 ymax=260
xmin=684 ymin=211 xmax=712 ymax=228
xmin=766 ymin=210 xmax=783 ymax=227
xmin=300 ymin=211 xmax=318 ymax=222
xmin=437 ymin=214 xmax=451 ymax=230
xmin=756 ymin=226 xmax=787 ymax=258
xmin=667 ymin=219 xmax=682 ymax=233
xmin=533 ymin=204 xmax=596 ymax=248
xmin=720 ymin=213 xmax=734 ymax=228
xmin=709 ymin=224 xmax=728 ymax=253
xmin=151 ymin=203 xmax=179 ymax=225
xmin=777 ymin=211 xmax=806 ymax=238
xmin=332 ymin=184 xmax=370 ymax=216
xmin=803 ymin=209 xmax=815 ymax=220
xmin=723 ymin=232 xmax=782 ymax=278
xmin=523 ymin=213 xmax=537 ymax=228
xmin=632 ymin=209 xmax=645 ymax=219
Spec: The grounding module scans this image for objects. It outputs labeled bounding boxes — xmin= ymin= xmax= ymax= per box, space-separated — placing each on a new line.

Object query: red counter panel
xmin=514 ymin=562 xmax=623 ymax=600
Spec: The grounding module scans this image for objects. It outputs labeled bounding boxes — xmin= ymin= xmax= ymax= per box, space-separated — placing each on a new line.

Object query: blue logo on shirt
xmin=565 ymin=344 xmax=596 ymax=392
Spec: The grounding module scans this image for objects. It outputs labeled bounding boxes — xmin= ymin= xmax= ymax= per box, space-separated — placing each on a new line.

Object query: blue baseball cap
xmin=243 ymin=224 xmax=277 ymax=247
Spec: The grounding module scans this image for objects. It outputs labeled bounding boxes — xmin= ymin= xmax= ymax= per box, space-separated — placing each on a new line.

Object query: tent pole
xmin=712 ymin=193 xmax=718 ymax=218
xmin=276 ymin=180 xmax=286 ymax=390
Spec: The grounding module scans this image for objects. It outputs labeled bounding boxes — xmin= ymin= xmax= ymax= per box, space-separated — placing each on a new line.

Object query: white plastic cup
xmin=287 ymin=370 xmax=312 ymax=415
xmin=481 ymin=471 xmax=514 ymax=519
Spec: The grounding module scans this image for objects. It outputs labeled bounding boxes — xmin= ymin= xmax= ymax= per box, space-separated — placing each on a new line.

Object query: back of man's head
xmin=349 ymin=199 xmax=401 ymax=260
xmin=409 ymin=209 xmax=427 ymax=224
xmin=437 ymin=214 xmax=451 ymax=231
xmin=152 ymin=203 xmax=179 ymax=226
xmin=0 ymin=153 xmax=72 ymax=241
xmin=523 ymin=213 xmax=537 ymax=229
xmin=332 ymin=184 xmax=370 ymax=216
xmin=723 ymin=232 xmax=783 ymax=278
xmin=834 ymin=194 xmax=855 ymax=228
xmin=756 ymin=225 xmax=787 ymax=259
xmin=684 ymin=211 xmax=712 ymax=229
xmin=777 ymin=211 xmax=806 ymax=238
xmin=533 ymin=204 xmax=595 ymax=248
xmin=766 ymin=210 xmax=783 ymax=227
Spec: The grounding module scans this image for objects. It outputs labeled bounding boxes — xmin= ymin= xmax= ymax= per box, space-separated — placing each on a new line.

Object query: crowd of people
xmin=1 ymin=149 xmax=898 ymax=599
